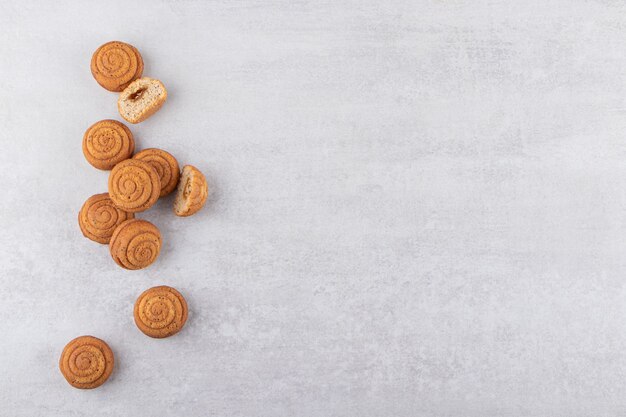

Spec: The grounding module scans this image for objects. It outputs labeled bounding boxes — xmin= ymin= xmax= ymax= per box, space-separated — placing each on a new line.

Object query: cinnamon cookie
xmin=91 ymin=41 xmax=143 ymax=92
xmin=82 ymin=120 xmax=135 ymax=170
xmin=133 ymin=148 xmax=180 ymax=197
xmin=118 ymin=77 xmax=167 ymax=124
xmin=174 ymin=165 xmax=208 ymax=217
xmin=59 ymin=336 xmax=114 ymax=389
xmin=134 ymin=286 xmax=188 ymax=338
xmin=109 ymin=219 xmax=161 ymax=270
xmin=78 ymin=193 xmax=134 ymax=244
xmin=108 ymin=159 xmax=161 ymax=212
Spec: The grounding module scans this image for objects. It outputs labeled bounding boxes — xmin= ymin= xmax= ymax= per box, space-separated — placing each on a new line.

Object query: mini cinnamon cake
xmin=59 ymin=336 xmax=114 ymax=389
xmin=91 ymin=41 xmax=143 ymax=92
xmin=78 ymin=193 xmax=134 ymax=244
xmin=174 ymin=165 xmax=208 ymax=217
xmin=82 ymin=120 xmax=135 ymax=170
xmin=109 ymin=219 xmax=162 ymax=270
xmin=108 ymin=159 xmax=161 ymax=213
xmin=118 ymin=77 xmax=167 ymax=124
xmin=133 ymin=148 xmax=180 ymax=197
xmin=134 ymin=286 xmax=188 ymax=338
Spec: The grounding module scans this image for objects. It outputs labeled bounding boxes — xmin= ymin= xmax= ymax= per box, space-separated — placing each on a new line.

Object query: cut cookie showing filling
xmin=118 ymin=77 xmax=167 ymax=124
xmin=173 ymin=165 xmax=208 ymax=217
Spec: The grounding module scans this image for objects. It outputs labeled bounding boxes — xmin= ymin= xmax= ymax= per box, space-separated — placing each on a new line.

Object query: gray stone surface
xmin=2 ymin=0 xmax=626 ymax=415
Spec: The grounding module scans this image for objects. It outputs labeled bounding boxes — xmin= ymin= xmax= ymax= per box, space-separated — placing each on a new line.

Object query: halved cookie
xmin=173 ymin=165 xmax=208 ymax=217
xmin=118 ymin=77 xmax=167 ymax=124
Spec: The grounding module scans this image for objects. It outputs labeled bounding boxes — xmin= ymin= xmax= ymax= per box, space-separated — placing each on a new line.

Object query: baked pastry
xmin=173 ymin=165 xmax=208 ymax=217
xmin=82 ymin=120 xmax=135 ymax=170
xmin=133 ymin=148 xmax=180 ymax=197
xmin=90 ymin=41 xmax=143 ymax=92
xmin=118 ymin=77 xmax=167 ymax=124
xmin=59 ymin=336 xmax=114 ymax=389
xmin=134 ymin=286 xmax=188 ymax=338
xmin=78 ymin=193 xmax=134 ymax=244
xmin=108 ymin=159 xmax=161 ymax=212
xmin=109 ymin=219 xmax=161 ymax=270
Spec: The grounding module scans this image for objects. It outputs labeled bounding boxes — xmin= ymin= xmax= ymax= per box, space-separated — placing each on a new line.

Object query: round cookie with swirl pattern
xmin=109 ymin=219 xmax=161 ymax=270
xmin=173 ymin=165 xmax=208 ymax=217
xmin=78 ymin=193 xmax=134 ymax=244
xmin=133 ymin=148 xmax=180 ymax=197
xmin=83 ymin=120 xmax=135 ymax=170
xmin=91 ymin=41 xmax=143 ymax=92
xmin=108 ymin=159 xmax=161 ymax=212
xmin=134 ymin=286 xmax=188 ymax=338
xmin=59 ymin=335 xmax=114 ymax=389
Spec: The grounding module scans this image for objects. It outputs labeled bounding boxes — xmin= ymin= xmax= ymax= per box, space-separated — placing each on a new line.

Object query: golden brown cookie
xmin=91 ymin=41 xmax=143 ymax=92
xmin=109 ymin=219 xmax=161 ymax=270
xmin=118 ymin=77 xmax=167 ymax=124
xmin=173 ymin=165 xmax=208 ymax=217
xmin=59 ymin=336 xmax=114 ymax=389
xmin=78 ymin=193 xmax=134 ymax=244
xmin=134 ymin=286 xmax=188 ymax=338
xmin=133 ymin=148 xmax=180 ymax=197
xmin=108 ymin=159 xmax=161 ymax=212
xmin=82 ymin=120 xmax=135 ymax=170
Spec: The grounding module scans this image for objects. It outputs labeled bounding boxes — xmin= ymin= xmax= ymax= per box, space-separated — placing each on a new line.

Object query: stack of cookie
xmin=79 ymin=41 xmax=209 ymax=270
xmin=61 ymin=41 xmax=206 ymax=389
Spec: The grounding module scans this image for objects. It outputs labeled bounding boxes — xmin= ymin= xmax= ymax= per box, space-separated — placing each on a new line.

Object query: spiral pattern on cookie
xmin=133 ymin=148 xmax=180 ymax=197
xmin=108 ymin=159 xmax=161 ymax=212
xmin=59 ymin=336 xmax=114 ymax=389
xmin=78 ymin=193 xmax=134 ymax=244
xmin=134 ymin=286 xmax=188 ymax=338
xmin=109 ymin=219 xmax=161 ymax=270
xmin=83 ymin=120 xmax=134 ymax=170
xmin=91 ymin=41 xmax=143 ymax=92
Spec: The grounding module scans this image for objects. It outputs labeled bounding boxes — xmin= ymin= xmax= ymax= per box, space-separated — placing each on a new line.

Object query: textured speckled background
xmin=2 ymin=1 xmax=626 ymax=416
